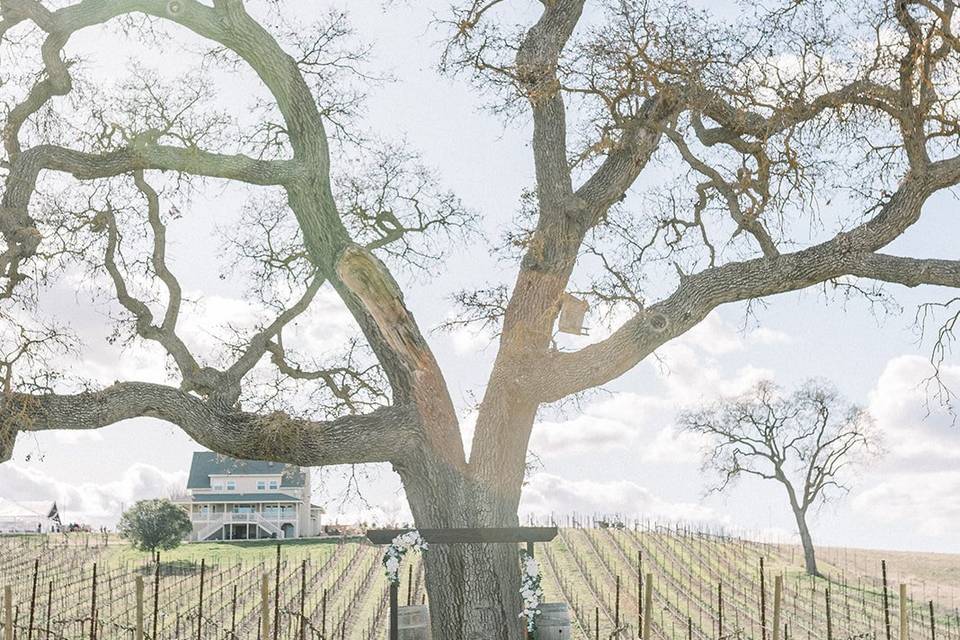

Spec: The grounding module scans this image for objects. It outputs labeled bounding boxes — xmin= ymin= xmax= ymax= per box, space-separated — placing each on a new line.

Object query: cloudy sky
xmin=3 ymin=1 xmax=960 ymax=554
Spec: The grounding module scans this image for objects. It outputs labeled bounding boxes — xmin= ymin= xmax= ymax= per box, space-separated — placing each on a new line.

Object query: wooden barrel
xmin=398 ymin=604 xmax=431 ymax=640
xmin=537 ymin=603 xmax=571 ymax=639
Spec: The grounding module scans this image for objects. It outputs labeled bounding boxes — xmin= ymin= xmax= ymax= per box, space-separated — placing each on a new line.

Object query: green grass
xmin=104 ymin=535 xmax=363 ymax=566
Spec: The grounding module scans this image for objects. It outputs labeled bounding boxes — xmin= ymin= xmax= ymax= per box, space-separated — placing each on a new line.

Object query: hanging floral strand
xmin=382 ymin=530 xmax=429 ymax=584
xmin=519 ymin=549 xmax=544 ymax=633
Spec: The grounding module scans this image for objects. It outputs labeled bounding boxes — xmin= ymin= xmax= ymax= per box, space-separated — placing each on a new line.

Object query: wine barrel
xmin=398 ymin=604 xmax=431 ymax=640
xmin=537 ymin=603 xmax=572 ymax=639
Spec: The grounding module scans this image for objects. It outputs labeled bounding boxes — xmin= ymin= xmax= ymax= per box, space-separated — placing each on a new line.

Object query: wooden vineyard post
xmin=772 ymin=575 xmax=783 ymax=640
xmin=4 ymin=586 xmax=12 ymax=640
xmin=300 ymin=560 xmax=307 ymax=640
xmin=615 ymin=575 xmax=621 ymax=630
xmin=929 ymin=601 xmax=936 ymax=640
xmin=321 ymin=588 xmax=327 ymax=638
xmin=718 ymin=582 xmax=723 ymax=640
xmin=826 ymin=587 xmax=833 ymax=640
xmin=594 ymin=606 xmax=599 ymax=640
xmin=44 ymin=581 xmax=51 ymax=640
xmin=197 ymin=559 xmax=205 ymax=640
xmin=152 ymin=558 xmax=160 ymax=640
xmin=900 ymin=584 xmax=908 ymax=640
xmin=273 ymin=546 xmax=281 ymax=640
xmin=637 ymin=551 xmax=643 ymax=637
xmin=260 ymin=573 xmax=270 ymax=640
xmin=407 ymin=565 xmax=414 ymax=607
xmin=135 ymin=576 xmax=144 ymax=640
xmin=884 ymin=560 xmax=892 ymax=640
xmin=643 ymin=574 xmax=653 ymax=640
xmin=760 ymin=557 xmax=767 ymax=640
xmin=230 ymin=585 xmax=238 ymax=640
xmin=390 ymin=582 xmax=399 ymax=640
xmin=90 ymin=563 xmax=97 ymax=640
xmin=27 ymin=559 xmax=38 ymax=640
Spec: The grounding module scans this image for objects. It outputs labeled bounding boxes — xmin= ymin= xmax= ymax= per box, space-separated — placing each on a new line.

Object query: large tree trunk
xmin=420 ymin=540 xmax=524 ymax=640
xmin=792 ymin=507 xmax=819 ymax=577
xmin=398 ymin=457 xmax=525 ymax=640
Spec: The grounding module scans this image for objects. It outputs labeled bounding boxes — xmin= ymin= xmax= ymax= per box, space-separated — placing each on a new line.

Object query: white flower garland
xmin=518 ymin=550 xmax=544 ymax=633
xmin=382 ymin=530 xmax=428 ymax=585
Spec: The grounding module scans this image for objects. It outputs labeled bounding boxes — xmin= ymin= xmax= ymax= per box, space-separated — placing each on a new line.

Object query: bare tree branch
xmin=0 ymin=381 xmax=418 ymax=465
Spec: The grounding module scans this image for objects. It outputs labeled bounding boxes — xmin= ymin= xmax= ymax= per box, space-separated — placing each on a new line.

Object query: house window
xmin=226 ymin=480 xmax=236 ymax=491
xmin=212 ymin=483 xmax=223 ymax=491
xmin=257 ymin=481 xmax=266 ymax=491
xmin=269 ymin=480 xmax=278 ymax=490
xmin=265 ymin=505 xmax=294 ymax=518
xmin=200 ymin=505 xmax=210 ymax=516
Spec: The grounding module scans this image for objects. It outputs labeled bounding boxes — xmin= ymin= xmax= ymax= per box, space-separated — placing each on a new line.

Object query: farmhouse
xmin=174 ymin=452 xmax=323 ymax=541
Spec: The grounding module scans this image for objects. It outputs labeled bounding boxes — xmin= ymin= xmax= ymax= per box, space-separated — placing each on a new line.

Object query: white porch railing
xmin=196 ymin=517 xmax=226 ymax=541
xmin=193 ymin=513 xmax=292 ymax=541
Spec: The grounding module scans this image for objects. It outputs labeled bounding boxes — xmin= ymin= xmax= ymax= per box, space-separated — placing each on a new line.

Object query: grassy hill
xmin=1 ymin=526 xmax=957 ymax=639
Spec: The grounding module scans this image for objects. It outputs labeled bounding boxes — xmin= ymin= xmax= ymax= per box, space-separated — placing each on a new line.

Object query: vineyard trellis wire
xmin=0 ymin=520 xmax=958 ymax=640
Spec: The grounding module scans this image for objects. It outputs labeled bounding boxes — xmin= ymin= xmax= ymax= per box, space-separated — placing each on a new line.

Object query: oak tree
xmin=679 ymin=380 xmax=881 ymax=576
xmin=118 ymin=498 xmax=193 ymax=553
xmin=2 ymin=0 xmax=960 ymax=637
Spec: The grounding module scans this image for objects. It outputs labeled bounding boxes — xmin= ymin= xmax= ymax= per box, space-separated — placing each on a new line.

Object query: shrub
xmin=118 ymin=499 xmax=192 ymax=553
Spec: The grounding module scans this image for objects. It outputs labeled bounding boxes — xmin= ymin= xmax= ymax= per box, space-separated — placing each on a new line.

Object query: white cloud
xmin=48 ymin=431 xmax=105 ymax=446
xmin=676 ymin=312 xmax=745 ymax=356
xmin=751 ymin=327 xmax=792 ymax=346
xmin=848 ymin=355 xmax=960 ymax=538
xmin=447 ymin=323 xmax=498 ymax=355
xmin=642 ymin=424 xmax=706 ymax=463
xmin=653 ymin=342 xmax=772 ymax=404
xmin=661 ymin=311 xmax=790 ymax=356
xmin=81 ymin=340 xmax=171 ymax=386
xmin=0 ymin=462 xmax=186 ymax=527
xmin=531 ymin=416 xmax=636 ymax=456
xmin=867 ymin=355 xmax=960 ymax=469
xmin=530 ymin=393 xmax=705 ymax=462
xmin=853 ymin=471 xmax=960 ymax=537
xmin=179 ymin=286 xmax=359 ymax=361
xmin=643 ymin=313 xmax=777 ymax=403
xmin=520 ymin=473 xmax=720 ymax=524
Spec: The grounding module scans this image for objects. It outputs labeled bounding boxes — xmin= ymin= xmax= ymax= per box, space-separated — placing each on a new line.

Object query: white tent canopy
xmin=0 ymin=498 xmax=61 ymax=533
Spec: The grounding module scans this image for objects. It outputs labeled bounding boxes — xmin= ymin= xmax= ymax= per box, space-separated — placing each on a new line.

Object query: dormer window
xmin=257 ymin=481 xmax=266 ymax=491
xmin=212 ymin=483 xmax=223 ymax=491
xmin=269 ymin=480 xmax=279 ymax=490
xmin=226 ymin=480 xmax=236 ymax=491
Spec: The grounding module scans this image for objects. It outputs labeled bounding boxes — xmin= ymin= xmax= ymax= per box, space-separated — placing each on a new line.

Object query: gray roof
xmin=186 ymin=452 xmax=306 ymax=489
xmin=188 ymin=493 xmax=300 ymax=503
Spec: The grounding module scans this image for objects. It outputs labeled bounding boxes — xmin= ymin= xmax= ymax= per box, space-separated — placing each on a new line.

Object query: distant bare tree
xmin=1 ymin=0 xmax=959 ymax=636
xmin=680 ymin=380 xmax=882 ymax=576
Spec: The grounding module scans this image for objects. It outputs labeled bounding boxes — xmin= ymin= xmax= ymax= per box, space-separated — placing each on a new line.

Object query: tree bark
xmin=418 ymin=533 xmax=523 ymax=640
xmin=398 ymin=456 xmax=525 ymax=640
xmin=792 ymin=507 xmax=819 ymax=577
